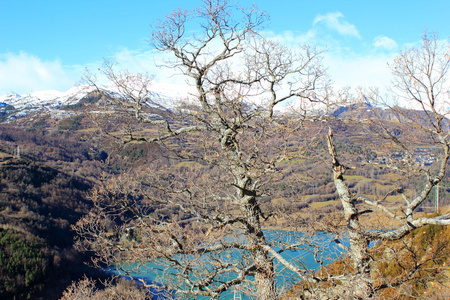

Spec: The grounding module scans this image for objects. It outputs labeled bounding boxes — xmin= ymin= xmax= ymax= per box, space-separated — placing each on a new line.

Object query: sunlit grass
xmin=173 ymin=161 xmax=203 ymax=168
xmin=77 ymin=128 xmax=98 ymax=132
xmin=381 ymin=173 xmax=403 ymax=181
xmin=385 ymin=194 xmax=403 ymax=203
xmin=343 ymin=175 xmax=367 ymax=180
xmin=271 ymin=198 xmax=286 ymax=205
xmin=310 ymin=200 xmax=338 ymax=209
xmin=287 ymin=158 xmax=306 ymax=165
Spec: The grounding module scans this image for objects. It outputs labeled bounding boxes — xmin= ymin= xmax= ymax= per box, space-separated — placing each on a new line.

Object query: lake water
xmin=107 ymin=230 xmax=344 ymax=299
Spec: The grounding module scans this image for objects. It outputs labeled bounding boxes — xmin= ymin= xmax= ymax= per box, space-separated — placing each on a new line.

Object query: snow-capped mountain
xmin=0 ymin=81 xmax=186 ymax=122
xmin=0 ymin=86 xmax=97 ymax=110
xmin=0 ymin=92 xmax=22 ymax=106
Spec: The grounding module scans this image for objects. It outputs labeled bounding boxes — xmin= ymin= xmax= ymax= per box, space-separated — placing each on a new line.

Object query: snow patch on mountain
xmin=0 ymin=81 xmax=182 ymax=111
xmin=0 ymin=92 xmax=22 ymax=105
xmin=0 ymin=86 xmax=93 ymax=110
xmin=0 ymin=80 xmax=189 ymax=123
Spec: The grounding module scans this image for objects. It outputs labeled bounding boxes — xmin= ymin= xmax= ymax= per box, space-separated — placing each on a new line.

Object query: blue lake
xmin=107 ymin=230 xmax=345 ymax=299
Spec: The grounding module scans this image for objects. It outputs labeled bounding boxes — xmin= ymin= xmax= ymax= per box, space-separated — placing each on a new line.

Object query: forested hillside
xmin=0 ymin=124 xmax=106 ymax=299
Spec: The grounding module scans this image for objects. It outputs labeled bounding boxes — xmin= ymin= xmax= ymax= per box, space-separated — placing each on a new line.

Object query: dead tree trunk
xmin=327 ymin=128 xmax=373 ymax=299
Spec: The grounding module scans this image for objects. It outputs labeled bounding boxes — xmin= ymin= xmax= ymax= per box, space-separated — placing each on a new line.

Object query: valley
xmin=0 ymin=84 xmax=449 ymax=299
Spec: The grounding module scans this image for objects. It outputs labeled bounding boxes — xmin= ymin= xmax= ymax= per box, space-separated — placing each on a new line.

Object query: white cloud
xmin=263 ymin=29 xmax=321 ymax=47
xmin=0 ymin=52 xmax=79 ymax=95
xmin=109 ymin=48 xmax=194 ymax=97
xmin=261 ymin=31 xmax=394 ymax=91
xmin=0 ymin=30 xmax=399 ymax=102
xmin=373 ymin=36 xmax=398 ymax=50
xmin=324 ymin=52 xmax=395 ymax=91
xmin=0 ymin=49 xmax=195 ymax=97
xmin=313 ymin=12 xmax=361 ymax=39
xmin=111 ymin=48 xmax=178 ymax=79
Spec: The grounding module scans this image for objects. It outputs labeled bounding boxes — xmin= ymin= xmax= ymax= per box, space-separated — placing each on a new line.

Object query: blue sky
xmin=1 ymin=0 xmax=449 ymax=95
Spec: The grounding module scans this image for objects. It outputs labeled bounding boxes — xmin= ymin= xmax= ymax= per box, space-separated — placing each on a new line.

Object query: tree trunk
xmin=241 ymin=194 xmax=278 ymax=299
xmin=253 ymin=250 xmax=278 ymax=300
xmin=327 ymin=129 xmax=374 ymax=299
xmin=348 ymin=233 xmax=373 ymax=299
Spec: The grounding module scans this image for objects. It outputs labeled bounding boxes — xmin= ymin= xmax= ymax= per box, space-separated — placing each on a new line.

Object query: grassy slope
xmin=283 ymin=222 xmax=450 ymax=299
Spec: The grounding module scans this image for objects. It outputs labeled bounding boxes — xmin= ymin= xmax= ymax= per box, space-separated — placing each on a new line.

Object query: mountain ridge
xmin=0 ymin=81 xmax=181 ymax=123
xmin=0 ymin=82 xmax=444 ymax=127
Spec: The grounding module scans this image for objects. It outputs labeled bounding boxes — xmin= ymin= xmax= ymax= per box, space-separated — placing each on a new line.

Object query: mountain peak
xmin=0 ymin=82 xmax=181 ymax=123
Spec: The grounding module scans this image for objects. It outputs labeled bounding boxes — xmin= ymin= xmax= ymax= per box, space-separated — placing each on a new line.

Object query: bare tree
xmin=75 ymin=0 xmax=330 ymax=299
xmin=323 ymin=32 xmax=450 ymax=299
xmin=60 ymin=276 xmax=150 ymax=300
xmin=74 ymin=2 xmax=449 ymax=299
